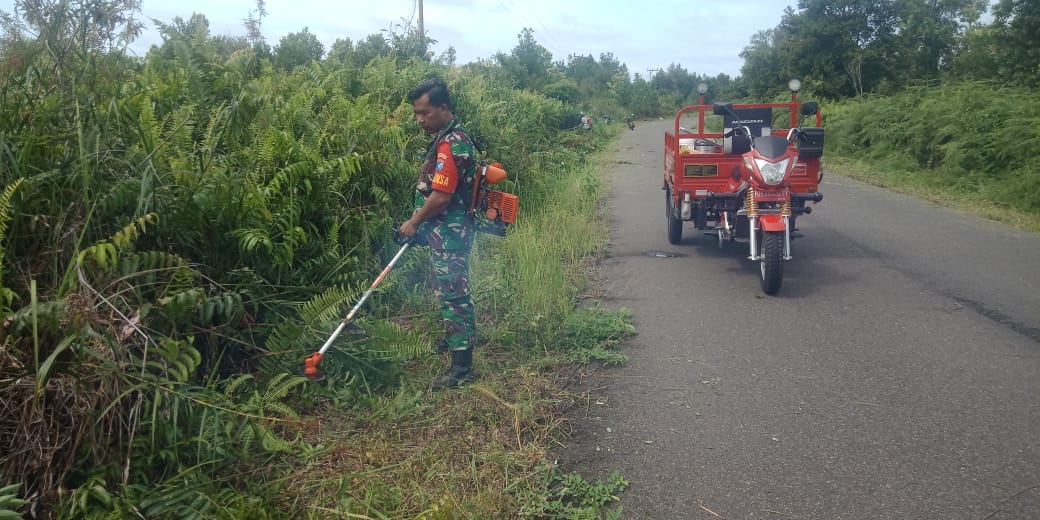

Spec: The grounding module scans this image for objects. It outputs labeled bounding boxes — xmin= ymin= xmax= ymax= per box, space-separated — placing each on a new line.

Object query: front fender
xmin=759 ymin=214 xmax=786 ymax=232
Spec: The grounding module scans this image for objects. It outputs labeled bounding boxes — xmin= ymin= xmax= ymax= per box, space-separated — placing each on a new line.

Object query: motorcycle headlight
xmin=754 ymin=158 xmax=791 ymax=185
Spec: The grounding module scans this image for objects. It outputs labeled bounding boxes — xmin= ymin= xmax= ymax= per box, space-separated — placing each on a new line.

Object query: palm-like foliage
xmin=0 ymin=5 xmax=424 ymax=514
xmin=0 ymin=1 xmax=594 ymax=516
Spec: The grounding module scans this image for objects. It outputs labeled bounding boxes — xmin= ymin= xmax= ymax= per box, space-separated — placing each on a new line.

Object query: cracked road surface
xmin=558 ymin=119 xmax=1040 ymax=519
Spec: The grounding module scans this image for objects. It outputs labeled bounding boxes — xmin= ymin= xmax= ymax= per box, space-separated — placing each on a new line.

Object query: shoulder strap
xmin=469 ymin=160 xmax=488 ymax=214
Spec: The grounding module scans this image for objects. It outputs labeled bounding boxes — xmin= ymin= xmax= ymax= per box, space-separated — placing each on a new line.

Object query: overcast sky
xmin=0 ymin=0 xmax=800 ymax=78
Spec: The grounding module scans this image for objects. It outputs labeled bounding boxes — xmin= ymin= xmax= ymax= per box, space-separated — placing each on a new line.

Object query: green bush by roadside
xmin=823 ymin=81 xmax=1040 ymax=228
xmin=0 ymin=4 xmax=634 ymax=514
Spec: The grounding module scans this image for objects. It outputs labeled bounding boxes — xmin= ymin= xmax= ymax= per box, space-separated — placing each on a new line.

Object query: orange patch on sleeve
xmin=432 ymin=142 xmax=459 ymax=193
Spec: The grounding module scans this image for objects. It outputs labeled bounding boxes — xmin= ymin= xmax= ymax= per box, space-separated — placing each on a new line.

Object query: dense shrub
xmin=824 ymin=81 xmax=1040 ymax=214
xmin=0 ymin=4 xmax=617 ymax=516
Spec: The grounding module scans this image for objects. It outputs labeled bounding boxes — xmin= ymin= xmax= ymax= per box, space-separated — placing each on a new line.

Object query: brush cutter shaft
xmin=315 ymin=243 xmax=411 ymax=356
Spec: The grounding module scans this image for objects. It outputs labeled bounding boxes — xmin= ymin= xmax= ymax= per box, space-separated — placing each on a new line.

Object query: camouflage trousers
xmin=430 ymin=248 xmax=476 ymax=352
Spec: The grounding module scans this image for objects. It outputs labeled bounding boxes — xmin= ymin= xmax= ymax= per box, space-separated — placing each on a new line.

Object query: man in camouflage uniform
xmin=399 ymin=78 xmax=479 ymax=390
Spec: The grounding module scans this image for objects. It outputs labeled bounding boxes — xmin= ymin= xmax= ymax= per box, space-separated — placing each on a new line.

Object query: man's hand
xmin=399 ymin=218 xmax=420 ymax=238
xmin=401 ymin=191 xmax=453 ymax=241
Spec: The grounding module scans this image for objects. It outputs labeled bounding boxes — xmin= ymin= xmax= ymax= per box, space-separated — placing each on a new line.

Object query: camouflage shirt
xmin=415 ymin=118 xmax=477 ymax=250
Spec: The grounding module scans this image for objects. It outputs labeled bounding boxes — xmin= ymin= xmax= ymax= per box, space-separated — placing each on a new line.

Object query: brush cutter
xmin=302 ymin=234 xmax=414 ymax=382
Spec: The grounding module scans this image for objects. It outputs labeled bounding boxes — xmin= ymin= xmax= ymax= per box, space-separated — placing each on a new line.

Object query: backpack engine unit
xmin=470 ymin=161 xmax=518 ymax=236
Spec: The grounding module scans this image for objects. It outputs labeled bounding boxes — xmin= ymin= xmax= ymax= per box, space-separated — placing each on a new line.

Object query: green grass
xmin=555 ymin=307 xmax=634 ymax=366
xmin=48 ymin=131 xmax=635 ymax=520
xmin=517 ymin=468 xmax=629 ymax=519
xmin=214 ymin=128 xmax=638 ymax=519
xmin=0 ymin=11 xmax=638 ymax=513
xmin=478 ymin=156 xmax=608 ymax=335
xmin=822 ymin=81 xmax=1040 ymax=232
xmin=825 ymin=155 xmax=1040 ymax=232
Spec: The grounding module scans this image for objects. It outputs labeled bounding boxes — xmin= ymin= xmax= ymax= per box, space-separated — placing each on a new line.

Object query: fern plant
xmin=1 ymin=3 xmax=610 ymax=516
xmin=0 ymin=179 xmax=23 ymax=309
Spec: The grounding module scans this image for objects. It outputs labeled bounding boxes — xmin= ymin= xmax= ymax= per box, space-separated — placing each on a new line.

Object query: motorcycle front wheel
xmin=760 ymin=231 xmax=784 ymax=295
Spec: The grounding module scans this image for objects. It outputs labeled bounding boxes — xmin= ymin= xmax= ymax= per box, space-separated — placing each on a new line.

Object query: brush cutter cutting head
xmin=300 ymin=241 xmax=412 ymax=383
xmin=303 ymin=352 xmax=325 ymax=382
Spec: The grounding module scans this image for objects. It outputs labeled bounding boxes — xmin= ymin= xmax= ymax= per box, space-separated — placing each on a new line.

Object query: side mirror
xmin=799 ymin=101 xmax=819 ymax=116
xmin=713 ymin=102 xmax=733 ymax=116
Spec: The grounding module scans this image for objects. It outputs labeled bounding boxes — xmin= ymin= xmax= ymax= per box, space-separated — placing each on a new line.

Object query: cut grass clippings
xmin=275 ymin=364 xmax=575 ymax=518
xmin=272 ymin=351 xmax=630 ymax=518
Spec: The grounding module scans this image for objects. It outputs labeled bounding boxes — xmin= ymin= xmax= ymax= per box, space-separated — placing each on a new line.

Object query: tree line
xmin=738 ymin=0 xmax=1039 ymax=99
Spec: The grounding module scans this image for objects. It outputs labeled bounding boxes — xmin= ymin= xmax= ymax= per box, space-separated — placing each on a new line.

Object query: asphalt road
xmin=558 ymin=119 xmax=1040 ymax=519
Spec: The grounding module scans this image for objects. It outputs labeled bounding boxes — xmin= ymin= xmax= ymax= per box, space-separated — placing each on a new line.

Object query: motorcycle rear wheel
xmin=760 ymin=231 xmax=784 ymax=295
xmin=666 ymin=188 xmax=682 ymax=244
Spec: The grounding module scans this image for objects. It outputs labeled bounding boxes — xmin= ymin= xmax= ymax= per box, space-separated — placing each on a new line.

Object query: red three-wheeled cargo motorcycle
xmin=663 ymin=80 xmax=824 ymax=295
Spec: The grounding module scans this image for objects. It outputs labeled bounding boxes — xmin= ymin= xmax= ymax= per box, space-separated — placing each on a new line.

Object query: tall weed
xmin=474 ymin=145 xmax=609 ymax=341
xmin=825 ymin=81 xmax=1040 ymax=218
xmin=0 ymin=3 xmax=629 ymax=516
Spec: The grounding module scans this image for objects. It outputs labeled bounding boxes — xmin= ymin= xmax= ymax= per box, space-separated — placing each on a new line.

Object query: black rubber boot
xmin=431 ymin=349 xmax=477 ymax=390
